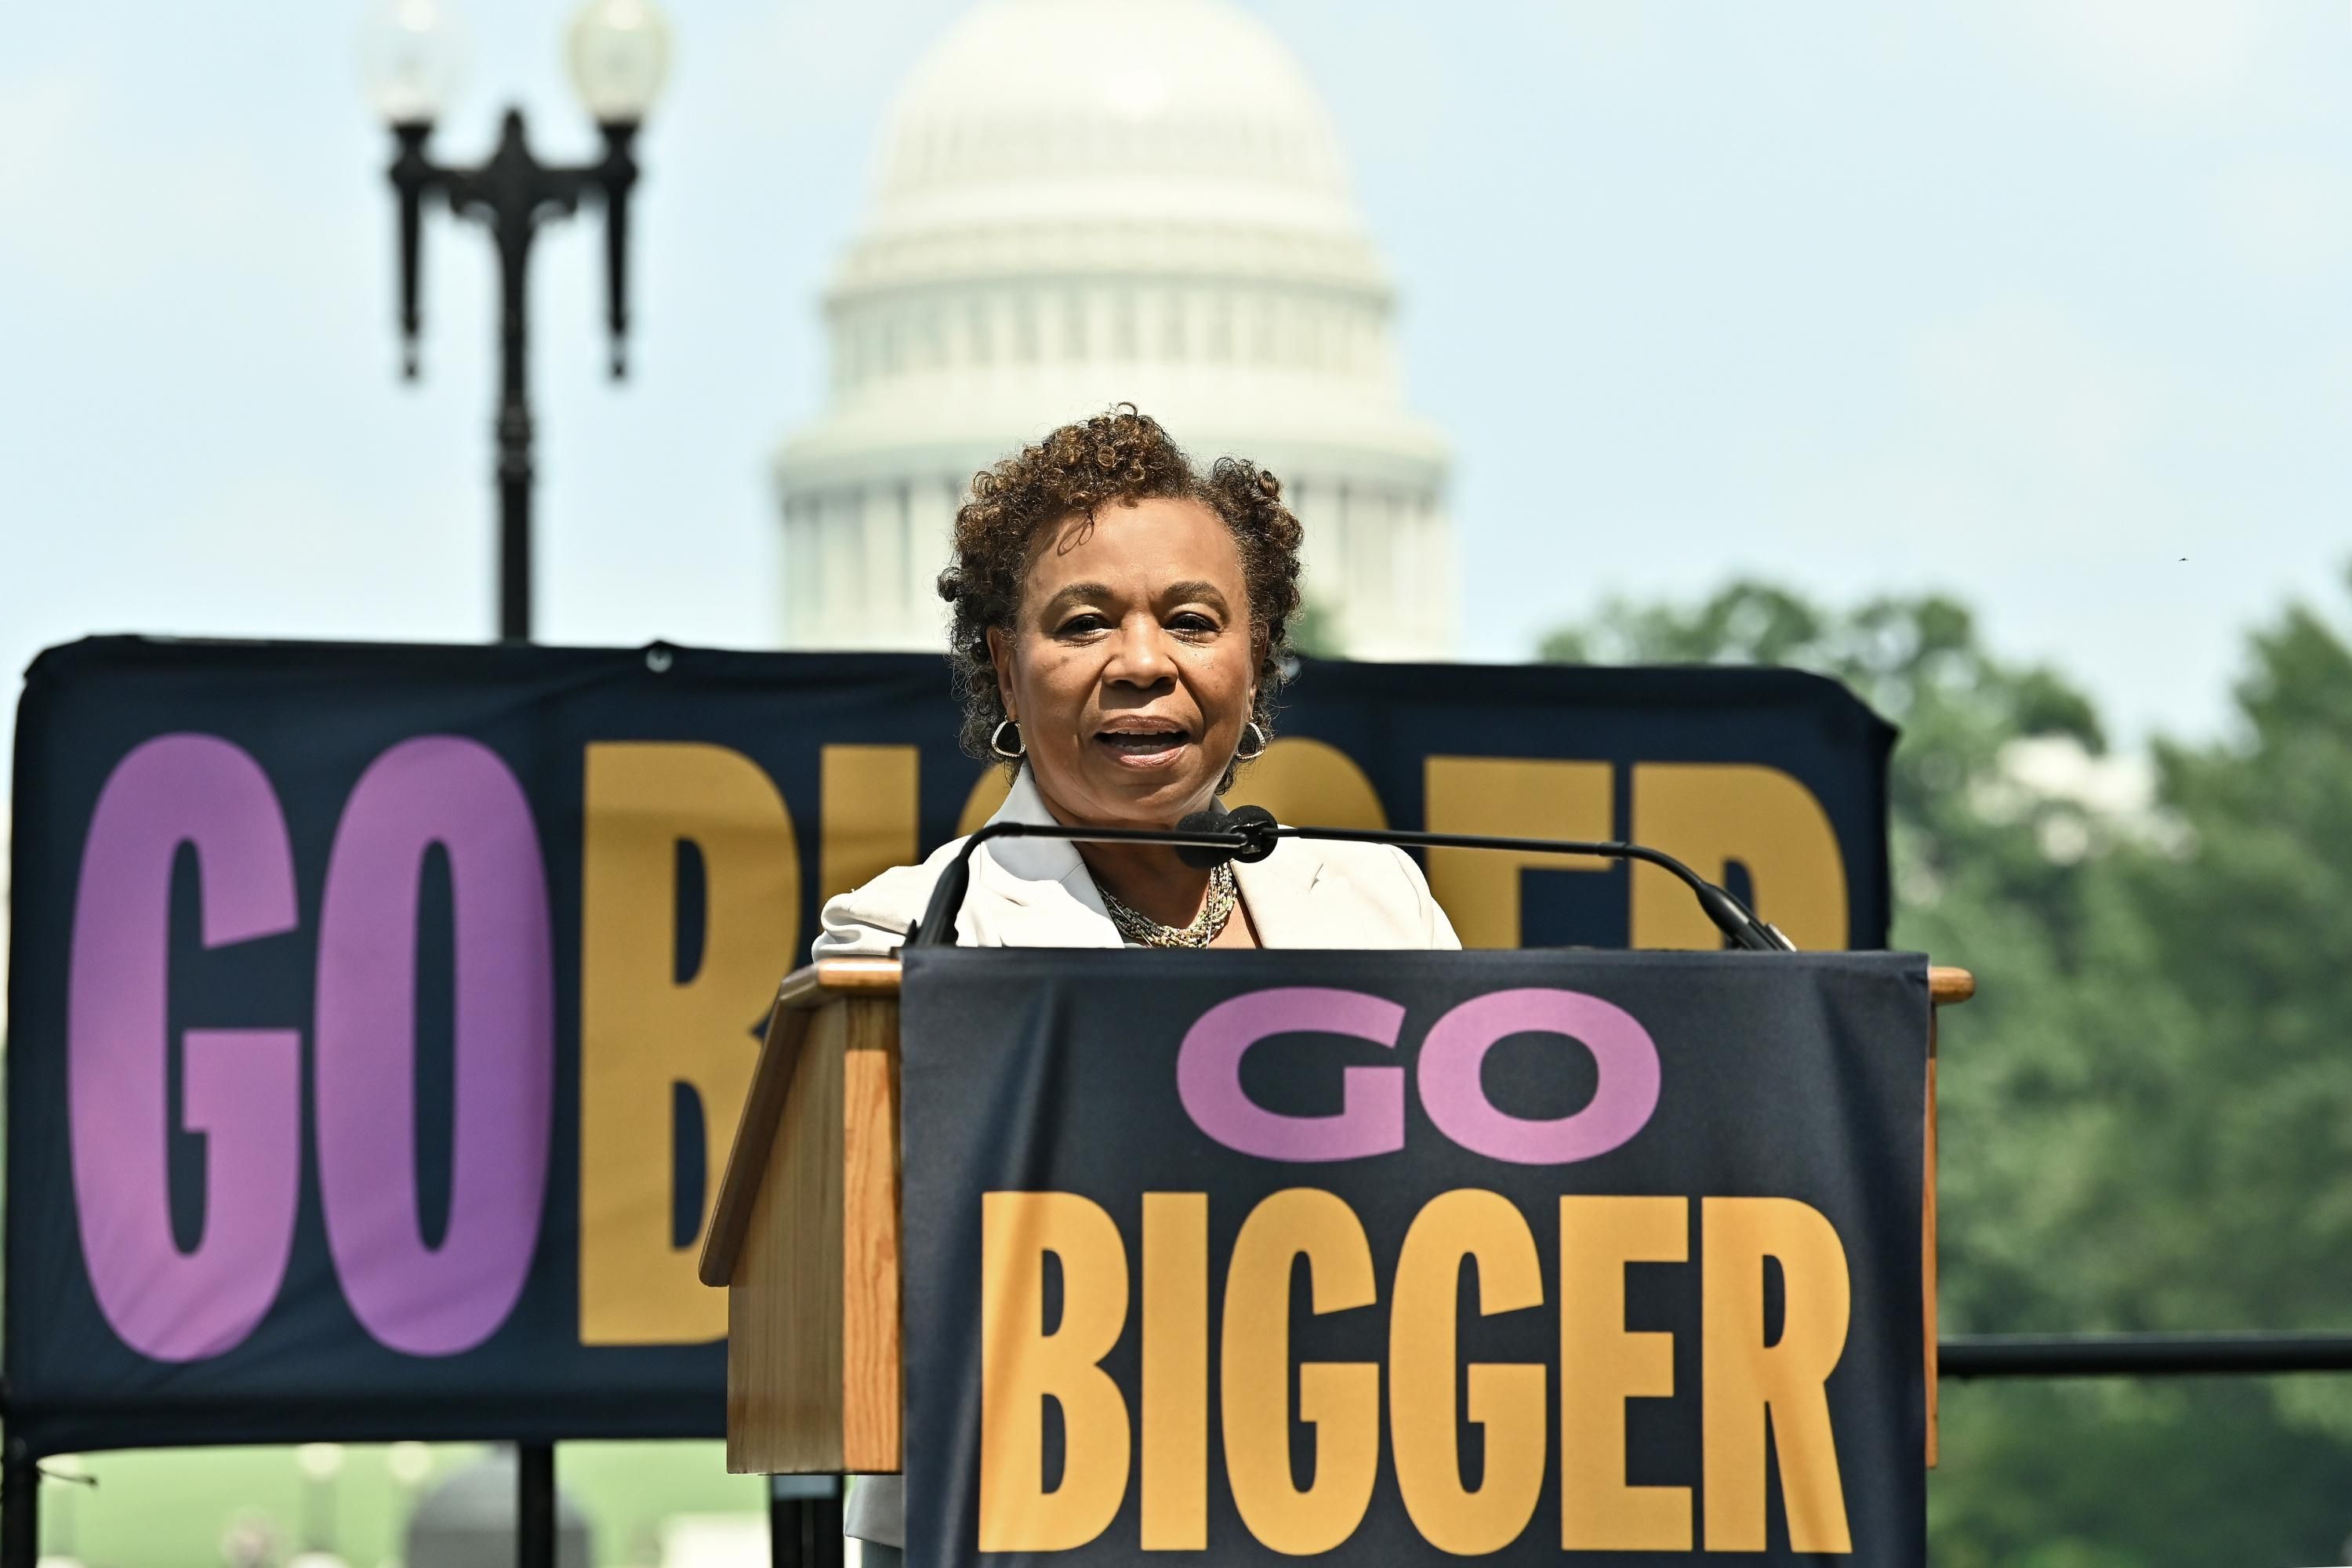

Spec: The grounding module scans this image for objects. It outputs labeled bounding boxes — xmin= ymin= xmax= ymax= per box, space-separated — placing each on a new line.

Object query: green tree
xmin=1538 ymin=579 xmax=2100 ymax=920
xmin=1926 ymin=586 xmax=2352 ymax=1564
xmin=1541 ymin=578 xmax=2352 ymax=1566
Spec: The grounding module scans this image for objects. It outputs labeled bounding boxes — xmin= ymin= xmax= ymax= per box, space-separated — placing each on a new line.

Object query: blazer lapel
xmin=969 ymin=855 xmax=1124 ymax=949
xmin=965 ymin=768 xmax=1124 ymax=949
xmin=1232 ymin=837 xmax=1334 ymax=949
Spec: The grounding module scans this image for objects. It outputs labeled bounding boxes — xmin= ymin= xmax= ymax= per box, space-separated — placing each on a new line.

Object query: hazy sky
xmin=5 ymin=0 xmax=2349 ymax=808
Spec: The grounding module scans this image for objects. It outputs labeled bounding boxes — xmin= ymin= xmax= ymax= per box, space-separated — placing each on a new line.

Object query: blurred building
xmin=774 ymin=0 xmax=1454 ymax=659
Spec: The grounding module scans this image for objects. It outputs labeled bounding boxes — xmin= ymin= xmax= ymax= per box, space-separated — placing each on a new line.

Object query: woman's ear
xmin=985 ymin=626 xmax=1017 ymax=721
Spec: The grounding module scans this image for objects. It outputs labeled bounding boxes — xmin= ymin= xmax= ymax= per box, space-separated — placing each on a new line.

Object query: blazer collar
xmin=972 ymin=767 xmax=1334 ymax=949
xmin=979 ymin=766 xmax=1084 ymax=881
xmin=967 ymin=768 xmax=1122 ymax=948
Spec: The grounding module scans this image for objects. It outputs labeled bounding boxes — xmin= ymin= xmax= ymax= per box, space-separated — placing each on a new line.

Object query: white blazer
xmin=823 ymin=767 xmax=1457 ymax=1548
xmin=813 ymin=765 xmax=1461 ymax=956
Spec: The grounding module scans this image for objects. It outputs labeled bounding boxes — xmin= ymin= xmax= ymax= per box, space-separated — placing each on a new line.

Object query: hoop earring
xmin=1235 ymin=720 xmax=1269 ymax=760
xmin=990 ymin=718 xmax=1026 ymax=759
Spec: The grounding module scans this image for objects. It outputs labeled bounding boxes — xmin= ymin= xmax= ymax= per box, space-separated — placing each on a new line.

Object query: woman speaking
xmin=813 ymin=405 xmax=1458 ymax=1559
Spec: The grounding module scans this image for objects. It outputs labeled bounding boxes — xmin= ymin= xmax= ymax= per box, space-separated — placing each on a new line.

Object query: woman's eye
xmin=1056 ymin=613 xmax=1110 ymax=636
xmin=1170 ymin=612 xmax=1220 ymax=634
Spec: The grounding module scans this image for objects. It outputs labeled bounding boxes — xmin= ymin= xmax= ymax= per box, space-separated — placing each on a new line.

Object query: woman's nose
xmin=1104 ymin=616 xmax=1174 ymax=685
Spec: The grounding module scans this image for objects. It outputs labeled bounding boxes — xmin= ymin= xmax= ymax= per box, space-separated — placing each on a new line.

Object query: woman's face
xmin=989 ymin=496 xmax=1258 ymax=829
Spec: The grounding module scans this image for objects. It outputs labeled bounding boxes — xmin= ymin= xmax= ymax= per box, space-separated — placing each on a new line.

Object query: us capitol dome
xmin=773 ymin=0 xmax=1455 ymax=659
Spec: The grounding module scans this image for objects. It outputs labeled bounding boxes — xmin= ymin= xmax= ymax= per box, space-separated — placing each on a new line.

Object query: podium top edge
xmin=778 ymin=956 xmax=905 ymax=1011
xmin=1929 ymin=966 xmax=1976 ymax=1005
xmin=770 ymin=955 xmax=1973 ymax=1006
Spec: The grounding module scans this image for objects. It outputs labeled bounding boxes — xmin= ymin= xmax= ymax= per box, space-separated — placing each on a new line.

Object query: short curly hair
xmin=938 ymin=405 xmax=1304 ymax=789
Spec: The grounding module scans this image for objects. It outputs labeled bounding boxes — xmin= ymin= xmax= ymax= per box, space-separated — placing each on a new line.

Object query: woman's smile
xmin=1094 ymin=714 xmax=1194 ymax=768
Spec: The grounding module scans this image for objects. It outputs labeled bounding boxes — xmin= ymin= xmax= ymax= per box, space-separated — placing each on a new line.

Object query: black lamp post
xmin=356 ymin=19 xmax=673 ymax=1568
xmin=363 ymin=0 xmax=672 ymax=642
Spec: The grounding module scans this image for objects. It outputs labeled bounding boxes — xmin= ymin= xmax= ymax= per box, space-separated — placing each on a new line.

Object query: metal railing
xmin=1940 ymin=1330 xmax=2352 ymax=1379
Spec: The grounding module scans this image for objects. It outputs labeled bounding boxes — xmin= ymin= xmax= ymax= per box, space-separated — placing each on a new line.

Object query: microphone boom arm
xmin=908 ymin=815 xmax=1794 ymax=953
xmin=1273 ymin=822 xmax=1793 ymax=953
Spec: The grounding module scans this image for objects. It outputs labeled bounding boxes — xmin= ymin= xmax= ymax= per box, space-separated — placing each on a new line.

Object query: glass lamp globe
xmin=567 ymin=0 xmax=673 ymax=124
xmin=359 ymin=0 xmax=469 ymax=125
xmin=295 ymin=1442 xmax=347 ymax=1482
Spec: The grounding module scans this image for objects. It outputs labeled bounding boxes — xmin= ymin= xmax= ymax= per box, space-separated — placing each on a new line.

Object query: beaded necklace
xmin=1099 ymin=862 xmax=1240 ymax=948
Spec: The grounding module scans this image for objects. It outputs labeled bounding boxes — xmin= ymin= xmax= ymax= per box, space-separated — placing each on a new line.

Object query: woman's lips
xmin=1095 ymin=729 xmax=1190 ymax=767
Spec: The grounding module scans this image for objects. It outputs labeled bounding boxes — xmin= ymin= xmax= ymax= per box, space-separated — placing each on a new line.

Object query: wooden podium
xmin=700 ymin=956 xmax=907 ymax=1476
xmin=699 ymin=956 xmax=1975 ymax=1478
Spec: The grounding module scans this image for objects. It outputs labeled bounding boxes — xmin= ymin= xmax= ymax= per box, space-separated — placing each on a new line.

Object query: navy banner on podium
xmin=900 ymin=948 xmax=1929 ymax=1564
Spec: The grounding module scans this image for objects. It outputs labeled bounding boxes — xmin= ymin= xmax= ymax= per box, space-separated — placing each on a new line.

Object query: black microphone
xmin=910 ymin=805 xmax=1795 ymax=952
xmin=1176 ymin=804 xmax=1278 ymax=866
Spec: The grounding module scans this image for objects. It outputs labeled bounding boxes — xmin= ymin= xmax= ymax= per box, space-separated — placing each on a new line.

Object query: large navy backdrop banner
xmin=898 ymin=949 xmax=1929 ymax=1566
xmin=4 ymin=636 xmax=1891 ymax=1455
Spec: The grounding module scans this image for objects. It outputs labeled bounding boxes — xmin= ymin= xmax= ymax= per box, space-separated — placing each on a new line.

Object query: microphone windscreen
xmin=1176 ymin=806 xmax=1237 ymax=869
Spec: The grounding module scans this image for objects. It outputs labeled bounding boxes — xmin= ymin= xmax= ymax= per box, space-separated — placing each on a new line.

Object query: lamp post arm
xmin=438 ymin=111 xmax=585 ymax=239
xmin=596 ymin=121 xmax=641 ymax=378
xmin=379 ymin=104 xmax=648 ymax=642
xmin=387 ymin=123 xmax=440 ymax=379
xmin=392 ymin=109 xmax=641 ymax=387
